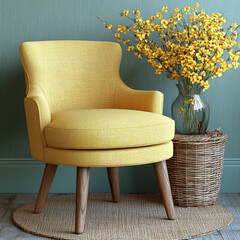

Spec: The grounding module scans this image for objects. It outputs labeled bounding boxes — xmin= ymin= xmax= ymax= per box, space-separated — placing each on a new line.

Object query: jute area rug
xmin=12 ymin=194 xmax=233 ymax=240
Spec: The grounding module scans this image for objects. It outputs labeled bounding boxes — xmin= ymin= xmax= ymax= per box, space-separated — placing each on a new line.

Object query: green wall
xmin=0 ymin=0 xmax=240 ymax=193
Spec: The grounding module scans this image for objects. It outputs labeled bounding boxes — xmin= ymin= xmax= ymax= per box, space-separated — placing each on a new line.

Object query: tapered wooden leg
xmin=75 ymin=167 xmax=90 ymax=234
xmin=34 ymin=163 xmax=58 ymax=213
xmin=107 ymin=167 xmax=120 ymax=203
xmin=154 ymin=161 xmax=176 ymax=220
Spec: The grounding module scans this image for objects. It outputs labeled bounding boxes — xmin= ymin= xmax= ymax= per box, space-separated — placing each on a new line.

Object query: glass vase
xmin=171 ymin=82 xmax=210 ymax=134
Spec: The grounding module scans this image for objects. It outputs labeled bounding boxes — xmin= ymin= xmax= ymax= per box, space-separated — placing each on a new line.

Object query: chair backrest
xmin=20 ymin=40 xmax=122 ymax=114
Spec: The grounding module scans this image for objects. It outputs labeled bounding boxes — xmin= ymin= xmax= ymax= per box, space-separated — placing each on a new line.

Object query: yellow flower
xmin=175 ymin=7 xmax=180 ymax=12
xmin=156 ymin=12 xmax=163 ymax=19
xmin=201 ymin=81 xmax=210 ymax=91
xmin=232 ymin=22 xmax=238 ymax=28
xmin=162 ymin=6 xmax=168 ymax=13
xmin=127 ymin=46 xmax=134 ymax=51
xmin=130 ymin=25 xmax=137 ymax=31
xmin=194 ymin=3 xmax=200 ymax=8
xmin=173 ymin=12 xmax=183 ymax=21
xmin=133 ymin=10 xmax=140 ymax=15
xmin=135 ymin=30 xmax=147 ymax=40
xmin=233 ymin=61 xmax=240 ymax=68
xmin=178 ymin=107 xmax=184 ymax=116
xmin=122 ymin=10 xmax=129 ymax=17
xmin=170 ymin=70 xmax=179 ymax=80
xmin=184 ymin=6 xmax=190 ymax=14
xmin=161 ymin=19 xmax=168 ymax=29
xmin=160 ymin=34 xmax=166 ymax=39
xmin=201 ymin=71 xmax=206 ymax=77
xmin=117 ymin=25 xmax=128 ymax=34
xmin=114 ymin=33 xmax=122 ymax=41
xmin=148 ymin=16 xmax=156 ymax=21
xmin=185 ymin=98 xmax=194 ymax=105
xmin=123 ymin=40 xmax=130 ymax=44
xmin=169 ymin=18 xmax=177 ymax=25
xmin=219 ymin=17 xmax=226 ymax=24
xmin=107 ymin=24 xmax=112 ymax=29
xmin=155 ymin=68 xmax=162 ymax=75
xmin=136 ymin=43 xmax=143 ymax=51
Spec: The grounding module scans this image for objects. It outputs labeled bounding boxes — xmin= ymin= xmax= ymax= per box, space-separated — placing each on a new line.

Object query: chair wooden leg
xmin=153 ymin=161 xmax=176 ymax=220
xmin=75 ymin=167 xmax=90 ymax=234
xmin=34 ymin=163 xmax=58 ymax=213
xmin=107 ymin=167 xmax=120 ymax=203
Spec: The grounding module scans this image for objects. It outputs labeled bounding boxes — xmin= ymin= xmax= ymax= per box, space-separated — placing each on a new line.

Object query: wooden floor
xmin=0 ymin=194 xmax=239 ymax=240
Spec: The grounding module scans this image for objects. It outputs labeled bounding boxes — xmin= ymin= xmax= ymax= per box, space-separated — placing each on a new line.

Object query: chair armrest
xmin=24 ymin=90 xmax=51 ymax=161
xmin=115 ymin=81 xmax=164 ymax=114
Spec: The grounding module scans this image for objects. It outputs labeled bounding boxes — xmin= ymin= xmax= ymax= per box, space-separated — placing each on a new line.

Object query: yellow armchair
xmin=20 ymin=40 xmax=175 ymax=234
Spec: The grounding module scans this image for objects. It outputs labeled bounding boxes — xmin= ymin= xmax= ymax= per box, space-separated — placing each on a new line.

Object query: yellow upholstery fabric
xmin=20 ymin=40 xmax=174 ymax=167
xmin=45 ymin=109 xmax=174 ymax=149
xmin=24 ymin=84 xmax=51 ymax=161
xmin=115 ymin=82 xmax=164 ymax=114
xmin=44 ymin=142 xmax=173 ymax=167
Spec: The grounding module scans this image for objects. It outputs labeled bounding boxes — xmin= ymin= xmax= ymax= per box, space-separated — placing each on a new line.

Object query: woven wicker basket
xmin=167 ymin=130 xmax=227 ymax=207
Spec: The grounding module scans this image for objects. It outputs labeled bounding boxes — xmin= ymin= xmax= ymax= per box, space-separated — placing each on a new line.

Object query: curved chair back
xmin=20 ymin=41 xmax=122 ymax=114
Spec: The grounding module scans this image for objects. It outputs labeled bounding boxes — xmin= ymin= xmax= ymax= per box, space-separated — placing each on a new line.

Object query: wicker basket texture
xmin=167 ymin=130 xmax=227 ymax=207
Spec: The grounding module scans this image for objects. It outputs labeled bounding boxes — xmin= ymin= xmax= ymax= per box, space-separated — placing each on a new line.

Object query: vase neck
xmin=176 ymin=82 xmax=203 ymax=97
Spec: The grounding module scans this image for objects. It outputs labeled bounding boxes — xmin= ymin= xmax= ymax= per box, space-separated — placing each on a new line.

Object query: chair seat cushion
xmin=44 ymin=109 xmax=175 ymax=149
xmin=44 ymin=142 xmax=173 ymax=167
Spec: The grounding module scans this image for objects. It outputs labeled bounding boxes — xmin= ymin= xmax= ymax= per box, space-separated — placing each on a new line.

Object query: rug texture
xmin=12 ymin=194 xmax=233 ymax=240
